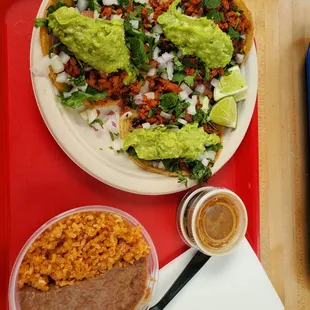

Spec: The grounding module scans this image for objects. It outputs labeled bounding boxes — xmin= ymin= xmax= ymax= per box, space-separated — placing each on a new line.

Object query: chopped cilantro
xmin=148 ymin=109 xmax=154 ymax=117
xmin=204 ymin=66 xmax=211 ymax=81
xmin=127 ymin=147 xmax=138 ymax=158
xmin=34 ymin=18 xmax=48 ymax=28
xmin=89 ymin=0 xmax=101 ymax=12
xmin=206 ymin=10 xmax=224 ymax=22
xmin=173 ymin=55 xmax=184 ymax=71
xmin=159 ymin=93 xmax=189 ymax=117
xmin=203 ymin=0 xmax=221 ymax=9
xmin=109 ymin=131 xmax=115 ymax=142
xmin=59 ymin=90 xmax=107 ymax=108
xmin=177 ymin=171 xmax=188 ymax=187
xmin=232 ymin=5 xmax=239 ymax=12
xmin=192 ymin=109 xmax=208 ymax=126
xmin=127 ymin=37 xmax=150 ymax=71
xmin=129 ymin=95 xmax=137 ymax=109
xmin=162 ymin=159 xmax=180 ymax=172
xmin=119 ymin=0 xmax=129 ymax=8
xmin=172 ymin=72 xmax=186 ymax=84
xmin=186 ymin=160 xmax=212 ymax=184
xmin=228 ymin=26 xmax=241 ymax=39
xmin=46 ymin=1 xmax=68 ymax=15
xmin=90 ymin=119 xmax=104 ymax=128
xmin=206 ymin=143 xmax=223 ymax=152
xmin=68 ymin=75 xmax=87 ymax=87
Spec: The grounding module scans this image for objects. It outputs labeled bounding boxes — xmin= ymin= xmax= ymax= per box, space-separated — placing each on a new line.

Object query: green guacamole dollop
xmin=157 ymin=0 xmax=234 ymax=68
xmin=48 ymin=7 xmax=136 ymax=84
xmin=123 ymin=123 xmax=220 ymax=161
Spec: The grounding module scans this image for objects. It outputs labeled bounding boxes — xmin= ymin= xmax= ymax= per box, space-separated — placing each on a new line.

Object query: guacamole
xmin=123 ymin=123 xmax=220 ymax=161
xmin=48 ymin=7 xmax=135 ymax=84
xmin=157 ymin=0 xmax=234 ymax=68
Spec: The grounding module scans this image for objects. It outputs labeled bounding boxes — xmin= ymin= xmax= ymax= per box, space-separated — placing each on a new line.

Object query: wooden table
xmin=247 ymin=0 xmax=310 ymax=308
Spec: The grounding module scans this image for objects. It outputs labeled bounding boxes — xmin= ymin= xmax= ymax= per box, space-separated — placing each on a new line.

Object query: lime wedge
xmin=209 ymin=96 xmax=238 ymax=129
xmin=214 ymin=65 xmax=248 ymax=102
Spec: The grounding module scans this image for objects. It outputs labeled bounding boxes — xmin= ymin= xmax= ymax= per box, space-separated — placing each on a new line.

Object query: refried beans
xmin=18 ymin=258 xmax=148 ymax=310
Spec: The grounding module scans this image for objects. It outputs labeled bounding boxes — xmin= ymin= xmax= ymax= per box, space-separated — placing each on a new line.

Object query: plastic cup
xmin=177 ymin=187 xmax=248 ymax=256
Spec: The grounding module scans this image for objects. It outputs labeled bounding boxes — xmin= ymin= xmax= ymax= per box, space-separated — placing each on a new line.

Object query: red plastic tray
xmin=0 ymin=1 xmax=259 ymax=308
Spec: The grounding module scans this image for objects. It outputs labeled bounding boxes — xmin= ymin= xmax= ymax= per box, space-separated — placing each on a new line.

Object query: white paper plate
xmin=30 ymin=0 xmax=258 ymax=195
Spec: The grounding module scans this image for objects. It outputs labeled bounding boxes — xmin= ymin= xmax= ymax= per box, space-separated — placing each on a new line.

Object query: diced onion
xmin=211 ymin=78 xmax=220 ymax=88
xmin=75 ymin=7 xmax=80 ymax=13
xmin=135 ymin=0 xmax=149 ymax=3
xmin=150 ymin=124 xmax=158 ymax=129
xmin=179 ymin=90 xmax=189 ymax=101
xmin=236 ymin=53 xmax=245 ymax=64
xmin=153 ymin=24 xmax=163 ymax=34
xmin=153 ymin=47 xmax=161 ymax=60
xmin=80 ymin=111 xmax=88 ymax=121
xmin=158 ymin=161 xmax=165 ymax=169
xmin=77 ymin=0 xmax=89 ymax=12
xmin=156 ymin=56 xmax=165 ymax=64
xmin=84 ymin=66 xmax=93 ymax=72
xmin=154 ymin=34 xmax=160 ymax=43
xmin=140 ymin=81 xmax=149 ymax=94
xmin=201 ymin=95 xmax=210 ymax=113
xmin=240 ymin=33 xmax=246 ymax=40
xmin=129 ymin=20 xmax=139 ymax=29
xmin=162 ymin=52 xmax=174 ymax=62
xmin=145 ymin=92 xmax=155 ymax=99
xmin=121 ymin=111 xmax=133 ymax=119
xmin=56 ymin=72 xmax=68 ymax=83
xmin=106 ymin=119 xmax=119 ymax=134
xmin=202 ymin=158 xmax=210 ymax=167
xmin=70 ymin=87 xmax=79 ymax=94
xmin=195 ymin=84 xmax=206 ymax=94
xmin=187 ymin=104 xmax=196 ymax=115
xmin=191 ymin=95 xmax=198 ymax=105
xmin=148 ymin=13 xmax=154 ymax=22
xmin=142 ymin=122 xmax=151 ymax=129
xmin=152 ymin=161 xmax=159 ymax=168
xmin=147 ymin=68 xmax=157 ymax=76
xmin=50 ymin=53 xmax=64 ymax=73
xmin=160 ymin=111 xmax=172 ymax=119
xmin=158 ymin=62 xmax=167 ymax=70
xmin=134 ymin=94 xmax=144 ymax=105
xmin=59 ymin=51 xmax=70 ymax=64
xmin=86 ymin=109 xmax=98 ymax=124
xmin=161 ymin=73 xmax=168 ymax=80
xmin=102 ymin=0 xmax=119 ymax=5
xmin=205 ymin=150 xmax=216 ymax=161
xmin=177 ymin=51 xmax=182 ymax=58
xmin=63 ymin=92 xmax=72 ymax=98
xmin=31 ymin=55 xmax=51 ymax=77
xmin=166 ymin=61 xmax=174 ymax=80
xmin=177 ymin=118 xmax=187 ymax=125
xmin=94 ymin=10 xmax=100 ymax=19
xmin=180 ymin=82 xmax=193 ymax=95
xmin=112 ymin=139 xmax=123 ymax=151
xmin=111 ymin=14 xmax=122 ymax=20
xmin=77 ymin=85 xmax=88 ymax=92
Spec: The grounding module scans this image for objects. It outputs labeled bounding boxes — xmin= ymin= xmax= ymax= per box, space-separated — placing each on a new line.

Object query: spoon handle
xmin=150 ymin=251 xmax=211 ymax=310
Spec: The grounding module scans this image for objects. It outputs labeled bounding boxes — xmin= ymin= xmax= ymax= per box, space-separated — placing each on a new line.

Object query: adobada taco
xmin=34 ymin=0 xmax=254 ymax=184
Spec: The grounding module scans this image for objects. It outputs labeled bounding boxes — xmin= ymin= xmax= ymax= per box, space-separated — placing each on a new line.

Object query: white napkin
xmin=151 ymin=239 xmax=284 ymax=310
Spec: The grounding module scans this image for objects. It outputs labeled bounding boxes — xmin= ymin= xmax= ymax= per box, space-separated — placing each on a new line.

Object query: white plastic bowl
xmin=9 ymin=206 xmax=159 ymax=310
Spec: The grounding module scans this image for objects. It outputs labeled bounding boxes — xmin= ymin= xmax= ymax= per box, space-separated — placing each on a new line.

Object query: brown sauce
xmin=196 ymin=194 xmax=240 ymax=250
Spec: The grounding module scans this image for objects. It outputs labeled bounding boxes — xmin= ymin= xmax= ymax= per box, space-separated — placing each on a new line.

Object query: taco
xmin=34 ymin=0 xmax=254 ymax=184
